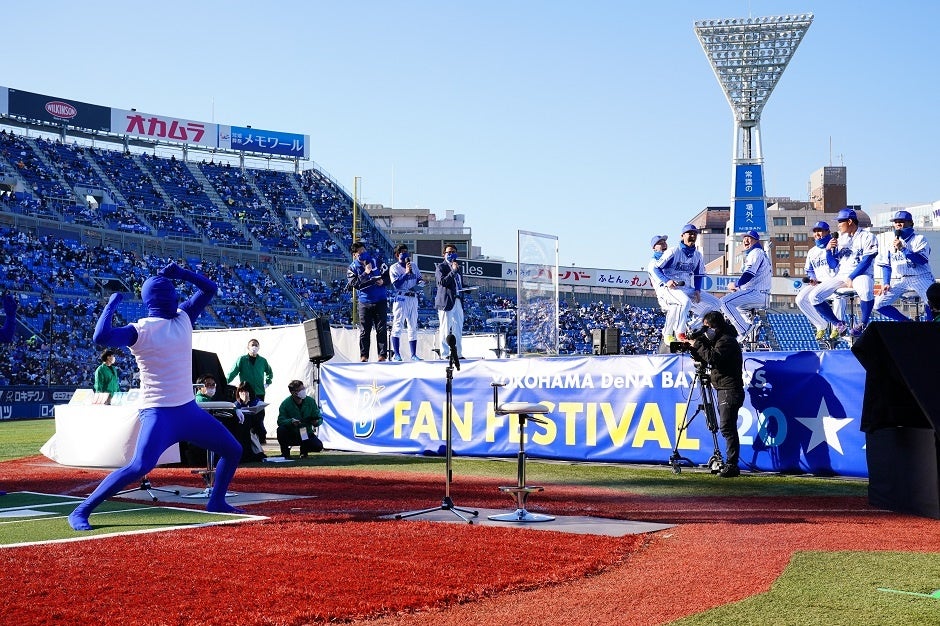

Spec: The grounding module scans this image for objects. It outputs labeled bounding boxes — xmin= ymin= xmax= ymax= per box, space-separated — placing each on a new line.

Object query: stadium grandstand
xmin=0 ymin=90 xmax=889 ymax=391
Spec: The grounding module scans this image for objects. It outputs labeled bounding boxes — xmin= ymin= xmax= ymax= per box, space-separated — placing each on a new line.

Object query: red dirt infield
xmin=2 ymin=457 xmax=937 ymax=626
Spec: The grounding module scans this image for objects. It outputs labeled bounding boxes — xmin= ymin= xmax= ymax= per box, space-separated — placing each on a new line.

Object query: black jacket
xmin=691 ymin=326 xmax=743 ymax=390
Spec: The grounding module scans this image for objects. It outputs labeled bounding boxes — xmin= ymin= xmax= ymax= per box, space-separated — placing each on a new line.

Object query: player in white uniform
xmin=646 ymin=234 xmax=676 ymax=347
xmin=809 ymin=208 xmax=879 ymax=337
xmin=796 ymin=221 xmax=845 ymax=340
xmin=875 ymin=210 xmax=935 ymax=322
xmin=388 ymin=243 xmax=423 ymax=361
xmin=652 ymin=223 xmax=720 ymax=340
xmin=720 ymin=230 xmax=772 ymax=337
xmin=69 ymin=263 xmax=242 ymax=531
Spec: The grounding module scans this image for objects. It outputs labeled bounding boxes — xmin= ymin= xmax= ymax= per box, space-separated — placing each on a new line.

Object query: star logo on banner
xmin=794 ymin=398 xmax=853 ymax=455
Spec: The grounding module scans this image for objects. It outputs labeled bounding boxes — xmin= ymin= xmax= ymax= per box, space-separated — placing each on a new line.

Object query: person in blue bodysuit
xmin=68 ymin=262 xmax=243 ymax=531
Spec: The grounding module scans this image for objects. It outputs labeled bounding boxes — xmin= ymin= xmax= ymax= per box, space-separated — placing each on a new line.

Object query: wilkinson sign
xmin=7 ymin=88 xmax=111 ymax=131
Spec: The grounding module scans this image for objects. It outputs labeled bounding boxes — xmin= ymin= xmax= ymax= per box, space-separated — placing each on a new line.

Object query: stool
xmin=487 ymin=399 xmax=554 ymax=523
xmin=834 ymin=288 xmax=858 ymax=343
xmin=899 ymin=290 xmax=922 ymax=322
xmin=741 ymin=306 xmax=767 ymax=352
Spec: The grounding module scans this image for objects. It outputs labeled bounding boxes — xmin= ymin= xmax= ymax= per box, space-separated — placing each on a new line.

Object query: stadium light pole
xmin=694 ymin=14 xmax=813 ymax=272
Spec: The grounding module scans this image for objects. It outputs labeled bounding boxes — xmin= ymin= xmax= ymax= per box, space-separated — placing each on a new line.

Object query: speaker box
xmin=604 ymin=327 xmax=620 ymax=355
xmin=591 ymin=329 xmax=604 ymax=356
xmin=192 ymin=349 xmax=234 ymax=401
xmin=303 ymin=317 xmax=334 ymax=362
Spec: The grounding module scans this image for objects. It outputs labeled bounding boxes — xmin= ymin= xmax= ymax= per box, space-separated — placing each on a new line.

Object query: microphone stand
xmin=395 ymin=348 xmax=478 ymax=524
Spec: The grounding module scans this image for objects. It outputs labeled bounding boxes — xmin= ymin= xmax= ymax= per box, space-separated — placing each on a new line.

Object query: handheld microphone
xmin=674 ymin=280 xmax=685 ymax=287
xmin=446 ymin=331 xmax=460 ymax=370
xmin=801 ymin=277 xmax=812 ymax=283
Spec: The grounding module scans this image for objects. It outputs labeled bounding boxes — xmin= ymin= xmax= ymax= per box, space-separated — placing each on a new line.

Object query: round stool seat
xmin=497 ymin=402 xmax=549 ymax=415
xmin=835 ymin=288 xmax=858 ymax=298
xmin=498 ymin=485 xmax=544 ymax=494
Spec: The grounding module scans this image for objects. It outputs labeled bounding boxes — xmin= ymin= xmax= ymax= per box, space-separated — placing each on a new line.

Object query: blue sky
xmin=3 ymin=1 xmax=938 ymax=270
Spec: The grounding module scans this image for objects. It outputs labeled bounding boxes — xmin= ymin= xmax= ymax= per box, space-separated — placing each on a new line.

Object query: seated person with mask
xmin=195 ymin=374 xmax=257 ymax=464
xmin=276 ymin=380 xmax=324 ymax=459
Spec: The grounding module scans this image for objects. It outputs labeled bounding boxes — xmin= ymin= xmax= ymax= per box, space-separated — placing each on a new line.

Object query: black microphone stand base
xmin=394 ymin=496 xmax=479 ymax=524
xmin=116 ymin=476 xmax=180 ymax=502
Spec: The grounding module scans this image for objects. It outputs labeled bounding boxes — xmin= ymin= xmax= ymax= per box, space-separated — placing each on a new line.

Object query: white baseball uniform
xmin=720 ymin=243 xmax=772 ymax=335
xmin=652 ymin=243 xmax=720 ymax=337
xmin=796 ymin=236 xmax=845 ymax=331
xmin=874 ymin=230 xmax=934 ymax=314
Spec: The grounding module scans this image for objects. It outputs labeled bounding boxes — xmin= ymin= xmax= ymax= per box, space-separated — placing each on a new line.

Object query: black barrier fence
xmin=0 ymin=386 xmax=75 ymax=420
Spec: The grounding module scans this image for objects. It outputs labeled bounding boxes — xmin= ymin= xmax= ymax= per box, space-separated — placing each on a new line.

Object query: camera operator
xmin=688 ymin=310 xmax=744 ymax=478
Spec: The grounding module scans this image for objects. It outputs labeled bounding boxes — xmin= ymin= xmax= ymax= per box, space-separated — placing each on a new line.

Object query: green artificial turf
xmin=669 ymin=551 xmax=940 ymax=626
xmin=0 ymin=418 xmax=55 ymax=462
xmin=0 ymin=491 xmax=258 ymax=546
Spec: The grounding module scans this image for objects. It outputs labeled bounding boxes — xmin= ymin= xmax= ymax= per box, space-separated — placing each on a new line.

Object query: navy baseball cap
xmin=812 ymin=221 xmax=830 ymax=231
xmin=681 ymin=224 xmax=698 ymax=235
xmin=649 ymin=234 xmax=668 ymax=248
xmin=892 ymin=210 xmax=913 ymax=222
xmin=743 ymin=230 xmax=760 ymax=240
xmin=837 ymin=208 xmax=857 ymax=222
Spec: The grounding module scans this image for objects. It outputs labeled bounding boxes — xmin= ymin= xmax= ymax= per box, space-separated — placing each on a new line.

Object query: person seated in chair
xmin=233 ymin=381 xmax=267 ymax=462
xmin=195 ymin=374 xmax=258 ymax=464
xmin=276 ymin=380 xmax=323 ymax=459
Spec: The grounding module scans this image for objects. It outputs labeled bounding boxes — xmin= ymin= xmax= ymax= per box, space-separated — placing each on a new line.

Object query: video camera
xmin=669 ymin=327 xmax=709 ymax=355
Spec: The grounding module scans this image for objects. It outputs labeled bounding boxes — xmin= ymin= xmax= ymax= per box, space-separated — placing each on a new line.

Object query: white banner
xmin=111 ymin=108 xmax=218 ymax=148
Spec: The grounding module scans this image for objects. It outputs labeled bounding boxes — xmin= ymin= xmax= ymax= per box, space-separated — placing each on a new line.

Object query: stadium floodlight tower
xmin=694 ymin=14 xmax=813 ymax=272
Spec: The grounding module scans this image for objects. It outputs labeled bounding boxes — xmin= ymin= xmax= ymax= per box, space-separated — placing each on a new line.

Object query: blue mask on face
xmin=141 ymin=276 xmax=179 ymax=319
xmin=652 ymin=250 xmax=664 ymax=260
xmin=445 ymin=252 xmax=458 ymax=263
xmin=359 ymin=252 xmax=372 ymax=265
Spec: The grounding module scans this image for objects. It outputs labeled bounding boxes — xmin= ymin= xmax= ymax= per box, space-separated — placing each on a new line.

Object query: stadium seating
xmin=0 ymin=128 xmax=868 ymax=389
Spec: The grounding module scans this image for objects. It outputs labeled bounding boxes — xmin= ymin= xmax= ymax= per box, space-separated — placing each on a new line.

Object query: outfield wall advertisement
xmin=318 ymin=350 xmax=868 ymax=477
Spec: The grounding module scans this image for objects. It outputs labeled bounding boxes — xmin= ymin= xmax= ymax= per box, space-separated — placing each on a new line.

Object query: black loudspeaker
xmin=591 ymin=328 xmax=620 ymax=355
xmin=192 ymin=349 xmax=234 ymax=401
xmin=303 ymin=317 xmax=334 ymax=362
xmin=852 ymin=322 xmax=940 ymax=518
xmin=604 ymin=327 xmax=620 ymax=355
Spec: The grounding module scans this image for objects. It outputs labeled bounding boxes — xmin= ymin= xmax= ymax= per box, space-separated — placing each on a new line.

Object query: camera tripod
xmin=668 ymin=361 xmax=725 ymax=475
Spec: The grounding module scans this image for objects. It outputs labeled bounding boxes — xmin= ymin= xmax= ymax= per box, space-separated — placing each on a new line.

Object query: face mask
xmin=705 ymin=328 xmax=717 ymax=340
xmin=248 ymin=346 xmax=259 ymax=356
xmin=652 ymin=250 xmax=663 ymax=260
xmin=204 ymin=387 xmax=216 ymax=398
xmin=445 ymin=252 xmax=457 ymax=263
xmin=399 ymin=252 xmax=409 ymax=263
xmin=296 ymin=389 xmax=307 ymax=399
xmin=359 ymin=252 xmax=372 ymax=265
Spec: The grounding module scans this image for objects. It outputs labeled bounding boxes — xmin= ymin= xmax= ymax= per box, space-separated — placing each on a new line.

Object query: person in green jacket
xmin=227 ymin=338 xmax=273 ymax=443
xmin=93 ymin=349 xmax=120 ymax=398
xmin=276 ymin=379 xmax=323 ymax=459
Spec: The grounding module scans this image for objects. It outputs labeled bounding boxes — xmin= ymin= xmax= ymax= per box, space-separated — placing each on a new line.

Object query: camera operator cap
xmin=812 ymin=221 xmax=830 ymax=231
xmin=649 ymin=234 xmax=668 ymax=248
xmin=892 ymin=210 xmax=913 ymax=222
xmin=837 ymin=208 xmax=857 ymax=222
xmin=743 ymin=230 xmax=760 ymax=240
xmin=681 ymin=224 xmax=698 ymax=235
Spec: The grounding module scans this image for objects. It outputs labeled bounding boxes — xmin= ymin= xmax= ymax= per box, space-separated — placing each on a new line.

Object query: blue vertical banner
xmin=732 ymin=164 xmax=767 ymax=233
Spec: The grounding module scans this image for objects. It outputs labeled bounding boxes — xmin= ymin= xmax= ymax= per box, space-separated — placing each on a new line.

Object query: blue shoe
xmin=411 ymin=355 xmax=422 ymax=361
xmin=391 ymin=354 xmax=403 ymax=362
